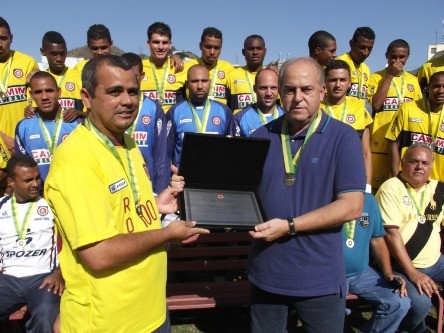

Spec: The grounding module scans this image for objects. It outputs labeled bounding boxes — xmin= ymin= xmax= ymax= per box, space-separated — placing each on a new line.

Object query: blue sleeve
xmin=152 ymin=101 xmax=169 ymax=193
xmin=14 ymin=121 xmax=28 ymax=156
xmin=165 ymin=107 xmax=177 ymax=167
xmin=223 ymin=105 xmax=236 ymax=136
xmin=366 ymin=193 xmax=385 ymax=238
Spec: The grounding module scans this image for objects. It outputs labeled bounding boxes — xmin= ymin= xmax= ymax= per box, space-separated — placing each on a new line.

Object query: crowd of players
xmin=1 ymin=15 xmax=444 ymax=333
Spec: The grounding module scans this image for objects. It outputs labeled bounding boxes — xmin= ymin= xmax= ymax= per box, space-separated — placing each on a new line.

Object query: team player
xmin=141 ymin=22 xmax=186 ymax=113
xmin=0 ymin=17 xmax=39 ymax=155
xmin=44 ymin=55 xmax=209 ymax=332
xmin=234 ymin=68 xmax=283 ymax=137
xmin=15 ymin=72 xmax=80 ymax=181
xmin=343 ymin=193 xmax=410 ymax=333
xmin=321 ymin=60 xmax=373 ymax=192
xmin=337 ymin=27 xmax=375 ymax=108
xmin=0 ymin=154 xmax=63 ymax=333
xmin=166 ymin=64 xmax=236 ymax=167
xmin=308 ymin=30 xmax=337 ymax=67
xmin=376 ymin=143 xmax=444 ymax=333
xmin=122 ymin=52 xmax=169 ymax=193
xmin=227 ymin=35 xmax=267 ymax=113
xmin=367 ymin=39 xmax=422 ymax=190
xmin=184 ymin=27 xmax=235 ymax=105
xmin=386 ymin=71 xmax=444 ymax=182
xmin=417 ymin=53 xmax=444 ymax=93
xmin=73 ymin=24 xmax=113 ymax=73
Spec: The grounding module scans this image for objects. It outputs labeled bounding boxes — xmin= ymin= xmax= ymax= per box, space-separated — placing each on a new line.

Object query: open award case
xmin=178 ymin=133 xmax=270 ymax=230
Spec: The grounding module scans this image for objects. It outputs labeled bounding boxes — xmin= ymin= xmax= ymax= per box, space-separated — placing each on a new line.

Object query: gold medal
xmin=158 ymin=97 xmax=164 ymax=105
xmin=18 ymin=239 xmax=26 ymax=249
xmin=284 ymin=173 xmax=295 ymax=186
xmin=346 ymin=239 xmax=354 ymax=248
xmin=136 ymin=204 xmax=143 ymax=218
xmin=418 ymin=215 xmax=426 ymax=224
xmin=0 ymin=91 xmax=8 ymax=101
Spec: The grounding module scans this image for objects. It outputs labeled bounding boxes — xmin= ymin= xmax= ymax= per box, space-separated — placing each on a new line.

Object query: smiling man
xmin=376 ymin=142 xmax=444 ymax=333
xmin=386 ymin=71 xmax=444 ymax=182
xmin=15 ymin=71 xmax=80 ymax=181
xmin=44 ymin=55 xmax=208 ymax=333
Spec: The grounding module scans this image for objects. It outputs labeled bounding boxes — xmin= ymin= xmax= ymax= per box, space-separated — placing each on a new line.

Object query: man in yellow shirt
xmin=417 ymin=54 xmax=444 ymax=93
xmin=45 ymin=55 xmax=208 ymax=333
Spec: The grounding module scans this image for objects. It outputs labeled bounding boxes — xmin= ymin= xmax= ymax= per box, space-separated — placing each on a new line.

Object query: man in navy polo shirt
xmin=247 ymin=57 xmax=366 ymax=333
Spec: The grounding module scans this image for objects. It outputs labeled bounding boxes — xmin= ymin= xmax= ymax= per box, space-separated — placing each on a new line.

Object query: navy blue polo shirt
xmin=248 ymin=112 xmax=366 ymax=297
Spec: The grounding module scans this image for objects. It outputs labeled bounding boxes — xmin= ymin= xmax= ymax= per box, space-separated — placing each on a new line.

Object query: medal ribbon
xmin=85 ymin=118 xmax=140 ymax=207
xmin=281 ymin=109 xmax=322 ymax=176
xmin=425 ymin=100 xmax=444 ymax=147
xmin=343 ymin=220 xmax=356 ymax=241
xmin=245 ymin=69 xmax=256 ymax=103
xmin=349 ymin=60 xmax=363 ymax=99
xmin=189 ymin=99 xmax=211 ymax=133
xmin=324 ymin=99 xmax=347 ymax=122
xmin=11 ymin=195 xmax=38 ymax=242
xmin=0 ymin=52 xmax=12 ymax=94
xmin=391 ymin=70 xmax=406 ymax=106
xmin=36 ymin=112 xmax=64 ymax=155
xmin=127 ymin=93 xmax=145 ymax=136
xmin=405 ymin=184 xmax=427 ymax=219
xmin=200 ymin=60 xmax=218 ymax=99
xmin=150 ymin=59 xmax=169 ymax=102
xmin=257 ymin=105 xmax=279 ymax=125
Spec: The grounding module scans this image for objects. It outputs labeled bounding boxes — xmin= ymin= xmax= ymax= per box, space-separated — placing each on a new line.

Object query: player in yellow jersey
xmin=141 ymin=22 xmax=186 ymax=113
xmin=386 ymin=71 xmax=444 ymax=182
xmin=0 ymin=17 xmax=39 ymax=155
xmin=367 ymin=39 xmax=422 ymax=190
xmin=0 ymin=134 xmax=11 ymax=196
xmin=45 ymin=55 xmax=209 ymax=333
xmin=337 ymin=27 xmax=375 ymax=109
xmin=184 ymin=27 xmax=235 ymax=105
xmin=322 ymin=59 xmax=373 ymax=192
xmin=227 ymin=35 xmax=266 ymax=113
xmin=73 ymin=24 xmax=113 ymax=73
xmin=417 ymin=54 xmax=444 ymax=93
xmin=308 ymin=30 xmax=337 ymax=67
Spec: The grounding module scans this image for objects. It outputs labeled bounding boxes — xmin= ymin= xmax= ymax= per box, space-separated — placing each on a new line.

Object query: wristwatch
xmin=286 ymin=218 xmax=297 ymax=236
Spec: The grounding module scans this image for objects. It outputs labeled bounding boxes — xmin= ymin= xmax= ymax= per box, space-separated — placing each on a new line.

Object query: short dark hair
xmin=82 ymin=55 xmax=132 ymax=97
xmin=42 ymin=31 xmax=66 ymax=48
xmin=87 ymin=24 xmax=112 ymax=45
xmin=6 ymin=155 xmax=37 ymax=179
xmin=324 ymin=59 xmax=350 ymax=77
xmin=121 ymin=52 xmax=143 ymax=74
xmin=308 ymin=30 xmax=336 ymax=55
xmin=386 ymin=39 xmax=410 ymax=54
xmin=0 ymin=17 xmax=11 ymax=36
xmin=147 ymin=22 xmax=171 ymax=40
xmin=29 ymin=71 xmax=58 ymax=88
xmin=201 ymin=27 xmax=222 ymax=43
xmin=352 ymin=27 xmax=375 ymax=43
xmin=429 ymin=71 xmax=444 ymax=86
xmin=244 ymin=35 xmax=265 ymax=48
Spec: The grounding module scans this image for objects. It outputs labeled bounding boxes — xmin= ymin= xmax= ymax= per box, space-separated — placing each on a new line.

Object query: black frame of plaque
xmin=178 ymin=133 xmax=270 ymax=229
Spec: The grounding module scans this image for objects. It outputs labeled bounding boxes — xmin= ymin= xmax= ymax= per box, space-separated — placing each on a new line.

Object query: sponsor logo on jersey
xmin=61 ymin=134 xmax=68 ymax=141
xmin=213 ymin=84 xmax=226 ymax=98
xmin=408 ymin=117 xmax=422 ymax=123
xmin=217 ymin=71 xmax=225 ymax=79
xmin=383 ymin=97 xmax=400 ymax=110
xmin=0 ymin=85 xmax=27 ymax=105
xmin=65 ymin=82 xmax=75 ymax=91
xmin=180 ymin=118 xmax=192 ymax=124
xmin=411 ymin=133 xmax=444 ymax=153
xmin=0 ymin=210 xmax=10 ymax=219
xmin=37 ymin=206 xmax=49 ymax=216
xmin=109 ymin=178 xmax=128 ymax=194
xmin=234 ymin=79 xmax=245 ymax=84
xmin=348 ymin=84 xmax=366 ymax=99
xmin=141 ymin=115 xmax=151 ymax=125
xmin=402 ymin=195 xmax=411 ymax=205
xmin=5 ymin=249 xmax=47 ymax=258
xmin=59 ymin=98 xmax=75 ymax=109
xmin=237 ymin=94 xmax=254 ymax=108
xmin=32 ymin=149 xmax=51 ymax=165
xmin=346 ymin=114 xmax=355 ymax=124
xmin=212 ymin=117 xmax=221 ymax=126
xmin=167 ymin=74 xmax=176 ymax=84
xmin=29 ymin=134 xmax=40 ymax=140
xmin=407 ymin=84 xmax=414 ymax=92
xmin=133 ymin=131 xmax=148 ymax=147
xmin=13 ymin=68 xmax=24 ymax=78
xmin=359 ymin=213 xmax=369 ymax=228
xmin=142 ymin=90 xmax=177 ymax=105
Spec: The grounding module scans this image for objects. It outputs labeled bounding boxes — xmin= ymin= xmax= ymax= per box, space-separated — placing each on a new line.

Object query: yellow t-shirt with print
xmin=45 ymin=124 xmax=166 ymax=333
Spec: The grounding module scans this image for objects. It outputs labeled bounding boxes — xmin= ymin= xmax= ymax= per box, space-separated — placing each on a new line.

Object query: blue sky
xmin=4 ymin=0 xmax=443 ymax=72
